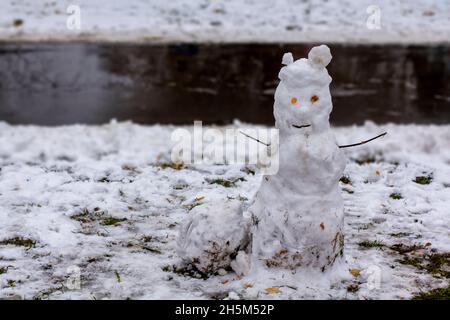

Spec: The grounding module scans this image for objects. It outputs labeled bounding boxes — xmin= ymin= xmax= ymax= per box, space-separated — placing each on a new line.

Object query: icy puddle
xmin=0 ymin=121 xmax=449 ymax=299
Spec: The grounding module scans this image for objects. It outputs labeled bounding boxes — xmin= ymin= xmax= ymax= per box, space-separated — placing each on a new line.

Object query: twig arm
xmin=338 ymin=132 xmax=387 ymax=149
xmin=239 ymin=131 xmax=271 ymax=146
xmin=239 ymin=130 xmax=387 ymax=149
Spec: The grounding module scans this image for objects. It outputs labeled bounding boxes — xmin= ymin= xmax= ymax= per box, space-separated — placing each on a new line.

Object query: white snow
xmin=0 ymin=0 xmax=448 ymax=44
xmin=0 ymin=120 xmax=449 ymax=299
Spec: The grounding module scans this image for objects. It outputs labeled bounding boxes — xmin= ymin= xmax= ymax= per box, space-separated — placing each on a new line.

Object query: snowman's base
xmin=242 ymin=256 xmax=352 ymax=294
xmin=256 ymin=242 xmax=345 ymax=272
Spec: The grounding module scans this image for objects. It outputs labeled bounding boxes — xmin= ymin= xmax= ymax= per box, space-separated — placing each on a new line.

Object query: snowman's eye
xmin=310 ymin=95 xmax=319 ymax=103
xmin=290 ymin=97 xmax=298 ymax=105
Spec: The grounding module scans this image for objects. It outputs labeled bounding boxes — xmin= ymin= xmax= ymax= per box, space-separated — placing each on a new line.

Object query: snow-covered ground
xmin=0 ymin=0 xmax=449 ymax=44
xmin=0 ymin=120 xmax=449 ymax=300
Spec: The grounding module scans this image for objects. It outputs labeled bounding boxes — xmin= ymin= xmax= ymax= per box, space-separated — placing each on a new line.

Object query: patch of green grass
xmin=161 ymin=264 xmax=208 ymax=279
xmin=0 ymin=237 xmax=36 ymax=248
xmin=32 ymin=285 xmax=64 ymax=300
xmin=41 ymin=264 xmax=52 ymax=270
xmin=400 ymin=253 xmax=450 ymax=278
xmin=162 ymin=265 xmax=171 ymax=272
xmin=358 ymin=240 xmax=385 ymax=249
xmin=71 ymin=208 xmax=127 ymax=226
xmin=390 ymin=192 xmax=403 ymax=200
xmin=354 ymin=153 xmax=383 ymax=165
xmin=101 ymin=217 xmax=127 ymax=226
xmin=0 ymin=267 xmax=8 ymax=275
xmin=141 ymin=236 xmax=153 ymax=243
xmin=427 ymin=253 xmax=450 ymax=278
xmin=399 ymin=258 xmax=422 ymax=270
xmin=173 ymin=183 xmax=189 ymax=190
xmin=70 ymin=208 xmax=99 ymax=223
xmin=389 ymin=232 xmax=411 ymax=238
xmin=339 ymin=176 xmax=351 ymax=184
xmin=86 ymin=257 xmax=102 ymax=264
xmin=114 ymin=270 xmax=121 ymax=283
xmin=207 ymin=178 xmax=234 ymax=187
xmin=414 ymin=175 xmax=433 ymax=185
xmin=7 ymin=279 xmax=16 ymax=287
xmin=412 ymin=286 xmax=450 ymax=300
xmin=206 ymin=177 xmax=246 ymax=188
xmin=389 ymin=243 xmax=423 ymax=254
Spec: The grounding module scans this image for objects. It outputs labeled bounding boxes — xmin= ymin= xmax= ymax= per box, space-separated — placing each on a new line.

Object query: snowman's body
xmin=250 ymin=45 xmax=346 ymax=271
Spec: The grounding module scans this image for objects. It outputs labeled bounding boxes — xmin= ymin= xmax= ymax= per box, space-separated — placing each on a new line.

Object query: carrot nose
xmin=290 ymin=97 xmax=298 ymax=105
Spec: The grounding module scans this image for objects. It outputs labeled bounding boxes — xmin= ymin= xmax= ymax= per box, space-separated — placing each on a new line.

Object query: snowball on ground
xmin=177 ymin=199 xmax=250 ymax=275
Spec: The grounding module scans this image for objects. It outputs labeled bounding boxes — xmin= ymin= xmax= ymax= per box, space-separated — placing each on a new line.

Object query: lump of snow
xmin=308 ymin=45 xmax=332 ymax=69
xmin=177 ymin=199 xmax=250 ymax=276
xmin=281 ymin=52 xmax=294 ymax=66
xmin=230 ymin=250 xmax=251 ymax=276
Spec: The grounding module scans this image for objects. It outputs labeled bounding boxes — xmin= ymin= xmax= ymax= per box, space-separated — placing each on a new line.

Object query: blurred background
xmin=0 ymin=0 xmax=448 ymax=126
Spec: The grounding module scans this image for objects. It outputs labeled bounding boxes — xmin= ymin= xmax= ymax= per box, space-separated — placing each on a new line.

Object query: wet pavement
xmin=0 ymin=43 xmax=448 ymax=125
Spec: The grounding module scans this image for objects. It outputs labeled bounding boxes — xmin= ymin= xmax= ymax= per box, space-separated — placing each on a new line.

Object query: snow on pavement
xmin=0 ymin=0 xmax=449 ymax=44
xmin=0 ymin=120 xmax=449 ymax=299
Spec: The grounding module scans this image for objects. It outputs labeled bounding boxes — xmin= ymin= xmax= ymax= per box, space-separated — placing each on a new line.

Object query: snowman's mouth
xmin=292 ymin=124 xmax=311 ymax=129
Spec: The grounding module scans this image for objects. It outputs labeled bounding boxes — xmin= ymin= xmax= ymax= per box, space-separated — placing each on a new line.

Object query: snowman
xmin=177 ymin=45 xmax=384 ymax=276
xmin=249 ymin=45 xmax=346 ymax=272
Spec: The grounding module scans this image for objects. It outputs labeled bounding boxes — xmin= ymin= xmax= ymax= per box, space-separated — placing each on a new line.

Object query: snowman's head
xmin=274 ymin=45 xmax=333 ymax=134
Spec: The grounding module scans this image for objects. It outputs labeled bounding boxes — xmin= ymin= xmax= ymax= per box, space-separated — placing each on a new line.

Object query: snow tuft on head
xmin=281 ymin=52 xmax=294 ymax=66
xmin=308 ymin=45 xmax=332 ymax=69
